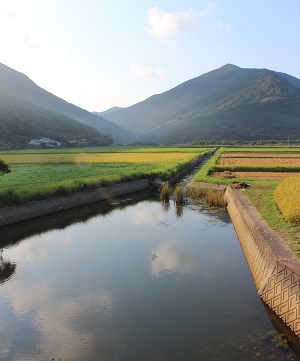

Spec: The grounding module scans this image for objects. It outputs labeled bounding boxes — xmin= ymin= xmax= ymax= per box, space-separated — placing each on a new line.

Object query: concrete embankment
xmin=224 ymin=187 xmax=300 ymax=337
xmin=0 ymin=179 xmax=151 ymax=227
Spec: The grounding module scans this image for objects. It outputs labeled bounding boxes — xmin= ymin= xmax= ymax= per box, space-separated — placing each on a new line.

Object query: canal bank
xmin=224 ymin=186 xmax=300 ymax=338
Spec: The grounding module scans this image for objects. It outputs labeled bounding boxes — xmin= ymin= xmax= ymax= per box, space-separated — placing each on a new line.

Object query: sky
xmin=0 ymin=0 xmax=299 ymax=112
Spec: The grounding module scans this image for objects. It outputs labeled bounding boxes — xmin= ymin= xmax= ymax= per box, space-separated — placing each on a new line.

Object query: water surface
xmin=0 ymin=196 xmax=299 ymax=360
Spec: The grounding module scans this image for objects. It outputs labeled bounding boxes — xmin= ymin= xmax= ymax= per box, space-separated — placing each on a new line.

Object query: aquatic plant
xmin=174 ymin=184 xmax=184 ymax=206
xmin=160 ymin=182 xmax=172 ymax=202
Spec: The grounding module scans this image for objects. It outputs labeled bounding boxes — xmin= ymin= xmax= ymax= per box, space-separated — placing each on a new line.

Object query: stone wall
xmin=225 ymin=187 xmax=300 ymax=337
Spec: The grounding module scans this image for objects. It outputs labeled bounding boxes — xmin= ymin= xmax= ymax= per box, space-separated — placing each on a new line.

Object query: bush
xmin=274 ymin=176 xmax=300 ymax=223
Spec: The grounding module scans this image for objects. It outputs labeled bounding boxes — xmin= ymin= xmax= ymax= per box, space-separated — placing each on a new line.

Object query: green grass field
xmin=0 ymin=147 xmax=212 ymax=205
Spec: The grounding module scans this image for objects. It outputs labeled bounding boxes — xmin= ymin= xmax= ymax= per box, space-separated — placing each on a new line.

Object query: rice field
xmin=0 ymin=152 xmax=199 ymax=164
xmin=219 ymin=157 xmax=300 ymax=166
xmin=0 ymin=147 xmax=211 ymax=205
xmin=274 ymin=176 xmax=300 ymax=223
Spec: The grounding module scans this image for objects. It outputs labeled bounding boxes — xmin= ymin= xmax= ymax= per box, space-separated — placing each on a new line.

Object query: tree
xmin=0 ymin=159 xmax=11 ymax=177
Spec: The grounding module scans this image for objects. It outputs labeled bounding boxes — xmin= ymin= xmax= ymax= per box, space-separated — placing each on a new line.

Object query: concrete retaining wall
xmin=225 ymin=187 xmax=300 ymax=337
xmin=0 ymin=179 xmax=151 ymax=227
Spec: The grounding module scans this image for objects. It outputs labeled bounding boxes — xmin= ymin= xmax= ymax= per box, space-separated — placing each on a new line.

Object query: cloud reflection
xmin=151 ymin=240 xmax=198 ymax=277
xmin=4 ymin=282 xmax=119 ymax=360
xmin=131 ymin=208 xmax=157 ymax=225
xmin=34 ymin=290 xmax=116 ymax=359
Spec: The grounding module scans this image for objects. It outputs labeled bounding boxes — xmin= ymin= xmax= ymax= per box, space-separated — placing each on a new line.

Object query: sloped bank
xmin=224 ymin=187 xmax=300 ymax=338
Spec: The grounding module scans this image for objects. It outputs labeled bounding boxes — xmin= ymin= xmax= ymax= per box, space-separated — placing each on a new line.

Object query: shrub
xmin=274 ymin=176 xmax=300 ymax=223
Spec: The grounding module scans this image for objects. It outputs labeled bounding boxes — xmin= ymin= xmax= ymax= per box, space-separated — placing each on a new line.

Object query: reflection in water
xmin=0 ymin=196 xmax=299 ymax=360
xmin=0 ymin=249 xmax=16 ymax=285
xmin=151 ymin=240 xmax=198 ymax=277
xmin=175 ymin=204 xmax=184 ymax=218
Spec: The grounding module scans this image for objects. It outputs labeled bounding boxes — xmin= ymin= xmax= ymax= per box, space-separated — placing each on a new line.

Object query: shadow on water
xmin=0 ymin=189 xmax=152 ymax=249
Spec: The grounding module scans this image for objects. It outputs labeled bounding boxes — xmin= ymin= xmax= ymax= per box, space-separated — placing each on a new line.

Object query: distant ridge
xmin=93 ymin=106 xmax=123 ymax=116
xmin=104 ymin=64 xmax=300 ymax=142
xmin=0 ymin=62 xmax=133 ymax=147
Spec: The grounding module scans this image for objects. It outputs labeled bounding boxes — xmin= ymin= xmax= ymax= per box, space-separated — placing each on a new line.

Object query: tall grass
xmin=159 ymin=182 xmax=172 ymax=202
xmin=186 ymin=186 xmax=227 ymax=208
xmin=173 ymin=184 xmax=184 ymax=205
xmin=274 ymin=176 xmax=300 ymax=223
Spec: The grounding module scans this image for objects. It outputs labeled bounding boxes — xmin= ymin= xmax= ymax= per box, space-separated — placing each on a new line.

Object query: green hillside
xmin=0 ymin=63 xmax=132 ymax=148
xmin=105 ymin=64 xmax=300 ymax=142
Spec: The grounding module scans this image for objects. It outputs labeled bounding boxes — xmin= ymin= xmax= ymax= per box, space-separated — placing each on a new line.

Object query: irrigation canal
xmin=0 ymin=164 xmax=300 ymax=360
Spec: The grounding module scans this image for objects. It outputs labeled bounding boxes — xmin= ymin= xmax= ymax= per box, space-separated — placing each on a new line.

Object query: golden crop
xmin=274 ymin=176 xmax=300 ymax=223
xmin=1 ymin=152 xmax=197 ymax=164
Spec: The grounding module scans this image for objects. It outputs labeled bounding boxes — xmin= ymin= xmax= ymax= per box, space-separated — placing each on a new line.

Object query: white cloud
xmin=146 ymin=3 xmax=216 ymax=44
xmin=209 ymin=21 xmax=231 ymax=35
xmin=129 ymin=64 xmax=164 ymax=79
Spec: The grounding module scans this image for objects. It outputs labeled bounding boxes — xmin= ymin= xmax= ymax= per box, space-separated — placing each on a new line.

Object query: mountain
xmin=0 ymin=63 xmax=132 ymax=147
xmin=104 ymin=64 xmax=300 ymax=142
xmin=93 ymin=106 xmax=123 ymax=116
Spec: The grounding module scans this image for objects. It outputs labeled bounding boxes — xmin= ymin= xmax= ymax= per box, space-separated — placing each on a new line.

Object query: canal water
xmin=0 ymin=192 xmax=300 ymax=361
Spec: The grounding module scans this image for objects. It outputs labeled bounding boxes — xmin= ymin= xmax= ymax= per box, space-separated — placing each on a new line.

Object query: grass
xmin=186 ymin=186 xmax=227 ymax=208
xmin=159 ymin=182 xmax=172 ymax=202
xmin=173 ymin=184 xmax=184 ymax=205
xmin=191 ymin=146 xmax=300 ymax=256
xmin=0 ymin=147 xmax=210 ymax=205
xmin=244 ymin=181 xmax=300 ymax=256
xmin=220 ymin=147 xmax=300 ymax=153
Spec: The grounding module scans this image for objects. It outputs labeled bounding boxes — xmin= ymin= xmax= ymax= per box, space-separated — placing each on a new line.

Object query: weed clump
xmin=187 ymin=186 xmax=227 ymax=208
xmin=174 ymin=184 xmax=184 ymax=205
xmin=160 ymin=182 xmax=172 ymax=202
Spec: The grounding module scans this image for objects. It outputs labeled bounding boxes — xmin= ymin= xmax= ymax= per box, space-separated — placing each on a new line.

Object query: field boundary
xmin=225 ymin=187 xmax=300 ymax=337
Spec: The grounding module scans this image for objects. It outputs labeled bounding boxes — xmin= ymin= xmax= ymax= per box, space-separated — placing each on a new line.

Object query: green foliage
xmin=0 ymin=158 xmax=10 ymax=176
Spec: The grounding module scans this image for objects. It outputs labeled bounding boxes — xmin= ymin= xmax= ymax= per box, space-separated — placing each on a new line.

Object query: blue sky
xmin=0 ymin=0 xmax=299 ymax=112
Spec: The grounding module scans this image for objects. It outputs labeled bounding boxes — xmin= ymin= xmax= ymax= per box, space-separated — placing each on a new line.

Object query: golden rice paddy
xmin=0 ymin=152 xmax=198 ymax=164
